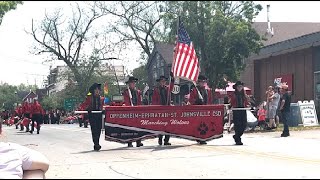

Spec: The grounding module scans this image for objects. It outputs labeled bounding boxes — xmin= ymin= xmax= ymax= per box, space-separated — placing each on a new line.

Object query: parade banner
xmin=105 ymin=105 xmax=224 ymax=143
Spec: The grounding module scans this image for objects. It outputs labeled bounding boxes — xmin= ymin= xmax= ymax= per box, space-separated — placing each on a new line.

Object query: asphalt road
xmin=3 ymin=124 xmax=320 ymax=179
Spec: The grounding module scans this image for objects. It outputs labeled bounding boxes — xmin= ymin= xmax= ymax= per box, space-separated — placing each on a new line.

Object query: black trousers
xmin=31 ymin=114 xmax=41 ymax=132
xmin=89 ymin=113 xmax=103 ymax=146
xmin=158 ymin=135 xmax=170 ymax=143
xmin=233 ymin=110 xmax=247 ymax=142
xmin=282 ymin=111 xmax=290 ymax=135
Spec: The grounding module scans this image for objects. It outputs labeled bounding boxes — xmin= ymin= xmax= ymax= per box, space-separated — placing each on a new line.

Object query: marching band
xmin=1 ymin=74 xmax=252 ymax=151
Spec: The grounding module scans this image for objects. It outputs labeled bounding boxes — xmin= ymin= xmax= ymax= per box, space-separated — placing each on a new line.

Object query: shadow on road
xmin=14 ymin=133 xmax=33 ymax=135
xmin=204 ymin=144 xmax=247 ymax=147
xmin=71 ymin=144 xmax=193 ymax=154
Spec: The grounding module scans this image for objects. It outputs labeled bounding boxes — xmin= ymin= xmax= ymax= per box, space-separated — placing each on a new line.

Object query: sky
xmin=1 ymin=1 xmax=320 ymax=88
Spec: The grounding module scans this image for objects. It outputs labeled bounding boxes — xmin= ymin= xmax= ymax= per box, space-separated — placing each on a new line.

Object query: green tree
xmin=16 ymin=83 xmax=38 ymax=92
xmin=41 ymin=72 xmax=119 ymax=110
xmin=162 ymin=1 xmax=263 ymax=89
xmin=40 ymin=94 xmax=63 ymax=110
xmin=0 ymin=83 xmax=19 ymax=110
xmin=28 ymin=2 xmax=114 ymax=96
xmin=131 ymin=64 xmax=148 ymax=90
xmin=0 ymin=1 xmax=22 ymax=25
xmin=61 ymin=73 xmax=119 ymax=100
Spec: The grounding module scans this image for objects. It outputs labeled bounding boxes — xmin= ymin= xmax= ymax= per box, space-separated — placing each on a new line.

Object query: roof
xmin=22 ymin=91 xmax=37 ymax=101
xmin=147 ymin=42 xmax=175 ymax=68
xmin=252 ymin=22 xmax=320 ymax=60
xmin=16 ymin=91 xmax=29 ymax=100
xmin=155 ymin=42 xmax=175 ymax=64
xmin=253 ymin=31 xmax=320 ymax=60
xmin=253 ymin=22 xmax=320 ymax=46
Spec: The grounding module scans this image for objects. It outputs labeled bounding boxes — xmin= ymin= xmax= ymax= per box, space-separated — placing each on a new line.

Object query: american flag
xmin=171 ymin=18 xmax=200 ymax=83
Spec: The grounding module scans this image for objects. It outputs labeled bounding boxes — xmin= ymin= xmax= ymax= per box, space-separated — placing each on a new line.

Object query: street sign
xmin=64 ymin=98 xmax=81 ymax=110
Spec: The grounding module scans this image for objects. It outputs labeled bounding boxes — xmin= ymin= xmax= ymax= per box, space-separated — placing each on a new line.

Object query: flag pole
xmin=193 ymin=81 xmax=204 ymax=101
xmin=167 ymin=16 xmax=180 ymax=106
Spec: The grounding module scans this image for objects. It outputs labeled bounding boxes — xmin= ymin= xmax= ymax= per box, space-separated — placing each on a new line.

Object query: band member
xmin=14 ymin=105 xmax=22 ymax=129
xmin=122 ymin=76 xmax=144 ymax=147
xmin=78 ymin=97 xmax=89 ymax=128
xmin=152 ymin=75 xmax=172 ymax=146
xmin=229 ymin=81 xmax=250 ymax=145
xmin=189 ymin=75 xmax=213 ymax=145
xmin=30 ymin=99 xmax=43 ymax=134
xmin=22 ymin=102 xmax=32 ymax=132
xmin=182 ymin=94 xmax=190 ymax=106
xmin=79 ymin=83 xmax=105 ymax=151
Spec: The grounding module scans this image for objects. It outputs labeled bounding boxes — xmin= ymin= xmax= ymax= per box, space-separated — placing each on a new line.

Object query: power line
xmin=22 ymin=73 xmax=48 ymax=77
xmin=0 ymin=54 xmax=53 ymax=66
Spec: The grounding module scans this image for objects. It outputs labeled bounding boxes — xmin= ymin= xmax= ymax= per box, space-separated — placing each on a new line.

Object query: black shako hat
xmin=156 ymin=75 xmax=168 ymax=82
xmin=197 ymin=75 xmax=208 ymax=82
xmin=89 ymin=83 xmax=102 ymax=93
xmin=125 ymin=76 xmax=138 ymax=84
xmin=232 ymin=81 xmax=244 ymax=89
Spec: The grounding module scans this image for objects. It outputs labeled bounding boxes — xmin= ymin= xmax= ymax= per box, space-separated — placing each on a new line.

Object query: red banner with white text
xmin=105 ymin=105 xmax=224 ymax=142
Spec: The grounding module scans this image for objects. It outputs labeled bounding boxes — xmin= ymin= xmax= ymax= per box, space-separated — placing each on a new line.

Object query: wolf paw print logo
xmin=198 ymin=122 xmax=209 ymax=135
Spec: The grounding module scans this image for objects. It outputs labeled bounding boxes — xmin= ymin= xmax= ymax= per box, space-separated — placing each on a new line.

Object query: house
xmin=22 ymin=91 xmax=37 ymax=103
xmin=46 ymin=66 xmax=69 ymax=95
xmin=36 ymin=88 xmax=48 ymax=102
xmin=240 ymin=22 xmax=320 ymax=105
xmin=146 ymin=42 xmax=175 ymax=87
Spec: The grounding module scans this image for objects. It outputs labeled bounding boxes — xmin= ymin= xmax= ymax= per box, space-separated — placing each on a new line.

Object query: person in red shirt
xmin=21 ymin=102 xmax=32 ymax=132
xmin=122 ymin=77 xmax=143 ymax=106
xmin=122 ymin=76 xmax=143 ymax=147
xmin=78 ymin=98 xmax=90 ymax=128
xmin=79 ymin=83 xmax=105 ymax=151
xmin=189 ymin=75 xmax=213 ymax=145
xmin=257 ymin=103 xmax=267 ymax=130
xmin=14 ymin=105 xmax=22 ymax=129
xmin=229 ymin=81 xmax=250 ymax=145
xmin=152 ymin=75 xmax=172 ymax=146
xmin=189 ymin=75 xmax=213 ymax=106
xmin=30 ymin=99 xmax=43 ymax=134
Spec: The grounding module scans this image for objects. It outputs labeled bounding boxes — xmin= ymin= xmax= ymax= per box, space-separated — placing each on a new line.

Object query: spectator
xmin=267 ymin=86 xmax=281 ymax=130
xmin=265 ymin=86 xmax=274 ymax=123
xmin=56 ymin=110 xmax=61 ymax=125
xmin=0 ymin=120 xmax=50 ymax=179
xmin=257 ymin=103 xmax=267 ymax=130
